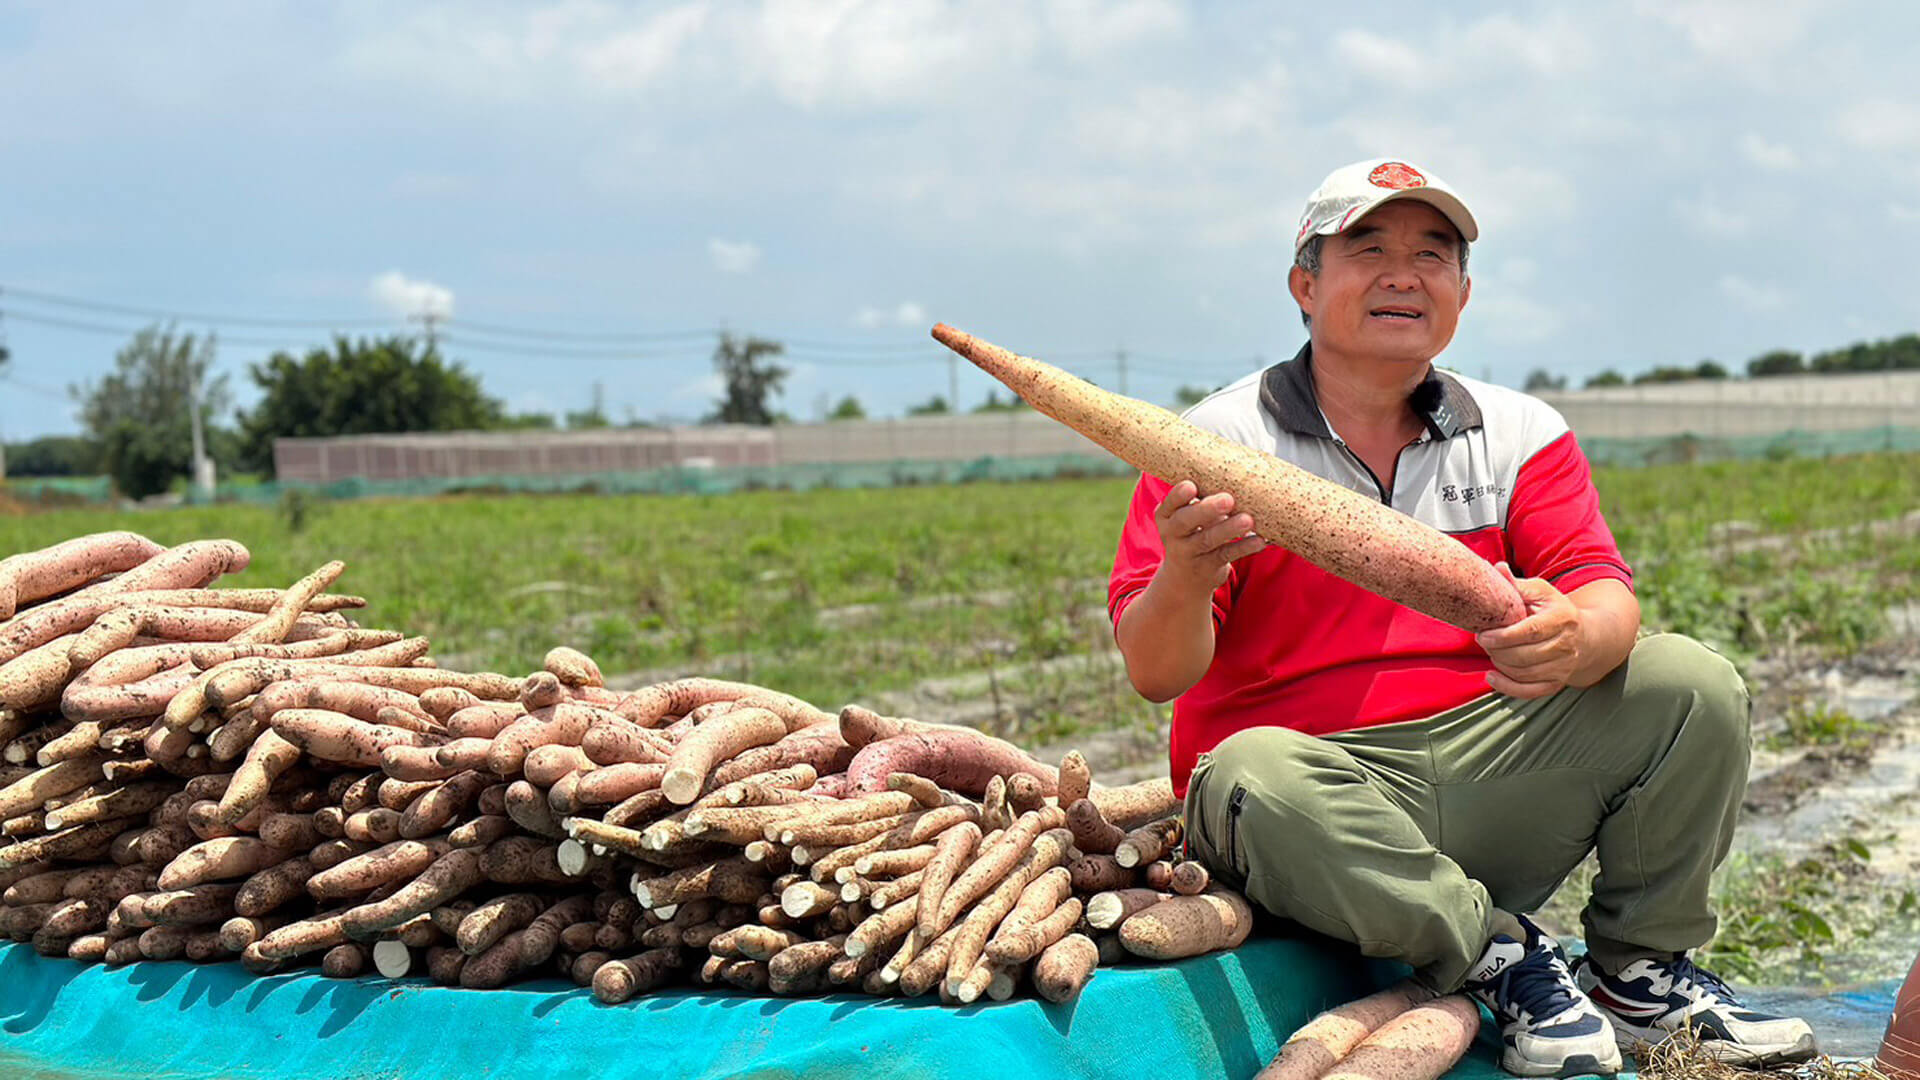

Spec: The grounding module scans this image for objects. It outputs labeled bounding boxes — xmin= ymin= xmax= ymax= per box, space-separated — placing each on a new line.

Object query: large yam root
xmin=1318 ymin=995 xmax=1480 ymax=1080
xmin=662 ymin=707 xmax=797 ymax=805
xmin=1118 ymin=891 xmax=1255 ymax=960
xmin=930 ymin=324 xmax=1525 ymax=631
xmin=1088 ymin=778 xmax=1179 ymax=830
xmin=1033 ymin=933 xmax=1099 ymax=1003
xmin=0 ymin=531 xmax=166 ymax=620
xmin=1256 ymin=981 xmax=1433 ymax=1080
xmin=844 ymin=727 xmax=1058 ymax=798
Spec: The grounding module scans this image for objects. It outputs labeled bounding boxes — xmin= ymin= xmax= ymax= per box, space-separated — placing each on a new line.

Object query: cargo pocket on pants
xmin=1181 ymin=754 xmax=1249 ymax=890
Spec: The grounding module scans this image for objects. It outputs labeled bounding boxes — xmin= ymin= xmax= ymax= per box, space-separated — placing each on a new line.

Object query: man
xmin=1107 ymin=158 xmax=1816 ymax=1077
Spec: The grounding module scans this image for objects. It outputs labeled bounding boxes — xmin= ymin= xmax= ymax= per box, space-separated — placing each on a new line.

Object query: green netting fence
xmin=0 ymin=475 xmax=115 ymax=505
xmin=7 ymin=427 xmax=1918 ymax=506
xmin=1580 ymin=425 xmax=1920 ymax=467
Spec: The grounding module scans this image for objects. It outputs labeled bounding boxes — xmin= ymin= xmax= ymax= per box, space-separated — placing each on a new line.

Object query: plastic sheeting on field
xmin=0 ymin=936 xmax=1513 ymax=1080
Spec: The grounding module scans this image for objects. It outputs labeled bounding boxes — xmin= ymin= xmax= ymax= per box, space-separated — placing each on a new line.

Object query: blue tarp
xmin=0 ymin=937 xmax=1513 ymax=1080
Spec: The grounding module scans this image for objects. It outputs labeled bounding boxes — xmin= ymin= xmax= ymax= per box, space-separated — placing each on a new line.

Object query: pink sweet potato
xmin=845 ymin=729 xmax=1057 ymax=798
xmin=0 ymin=531 xmax=165 ymax=620
xmin=1316 ymin=995 xmax=1480 ymax=1080
xmin=1255 ymin=980 xmax=1431 ymax=1080
xmin=270 ymin=709 xmax=434 ymax=767
xmin=662 ymin=707 xmax=798 ymax=805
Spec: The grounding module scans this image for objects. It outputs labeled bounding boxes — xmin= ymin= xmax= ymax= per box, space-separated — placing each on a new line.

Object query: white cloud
xmin=708 ymin=238 xmax=762 ymax=274
xmin=1638 ymin=0 xmax=1816 ymax=60
xmin=1469 ymin=260 xmax=1561 ymax=345
xmin=1838 ymin=100 xmax=1920 ymax=150
xmin=576 ymin=5 xmax=710 ymax=93
xmin=673 ymin=373 xmax=725 ymax=402
xmin=1739 ymin=133 xmax=1798 ymax=170
xmin=1675 ymin=193 xmax=1748 ymax=236
xmin=1332 ymin=30 xmax=1426 ymax=89
xmin=852 ymin=300 xmax=928 ymax=328
xmin=1717 ymin=274 xmax=1787 ymax=312
xmin=1892 ymin=203 xmax=1920 ymax=224
xmin=1044 ymin=0 xmax=1187 ymax=61
xmin=1334 ymin=13 xmax=1590 ymax=91
xmin=368 ymin=270 xmax=455 ymax=319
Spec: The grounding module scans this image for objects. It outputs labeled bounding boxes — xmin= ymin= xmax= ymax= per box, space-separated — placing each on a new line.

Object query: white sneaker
xmin=1574 ymin=952 xmax=1818 ymax=1067
xmin=1463 ymin=914 xmax=1624 ymax=1077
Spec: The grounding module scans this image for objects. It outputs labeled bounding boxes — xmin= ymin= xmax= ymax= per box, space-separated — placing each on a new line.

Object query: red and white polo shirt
xmin=1108 ymin=344 xmax=1634 ymax=796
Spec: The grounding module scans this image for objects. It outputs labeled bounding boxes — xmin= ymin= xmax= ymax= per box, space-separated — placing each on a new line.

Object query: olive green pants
xmin=1182 ymin=633 xmax=1750 ymax=993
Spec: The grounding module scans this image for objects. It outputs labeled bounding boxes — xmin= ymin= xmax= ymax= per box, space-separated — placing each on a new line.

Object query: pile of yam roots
xmin=0 ymin=531 xmax=1484 ymax=1080
xmin=0 ymin=531 xmax=1257 ymax=1007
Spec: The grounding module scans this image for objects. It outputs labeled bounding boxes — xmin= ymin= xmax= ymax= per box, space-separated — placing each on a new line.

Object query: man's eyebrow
xmin=1423 ymin=229 xmax=1456 ymax=246
xmin=1339 ymin=225 xmax=1380 ymax=244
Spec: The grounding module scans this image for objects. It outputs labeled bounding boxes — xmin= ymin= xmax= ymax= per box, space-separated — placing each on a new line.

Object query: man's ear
xmin=1288 ymin=265 xmax=1315 ymax=322
xmin=1458 ymin=273 xmax=1472 ymax=313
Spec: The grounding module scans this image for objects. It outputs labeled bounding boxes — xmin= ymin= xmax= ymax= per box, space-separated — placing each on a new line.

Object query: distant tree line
xmin=1526 ymin=332 xmax=1920 ymax=392
xmin=13 ymin=323 xmax=1914 ymax=496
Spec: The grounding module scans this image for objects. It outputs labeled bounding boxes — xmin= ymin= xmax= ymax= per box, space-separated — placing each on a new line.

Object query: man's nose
xmin=1377 ymin=253 xmax=1423 ymax=289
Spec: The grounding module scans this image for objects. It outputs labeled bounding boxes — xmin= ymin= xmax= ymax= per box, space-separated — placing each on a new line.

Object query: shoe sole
xmin=1499 ymin=1050 xmax=1623 ymax=1077
xmin=1614 ymin=1029 xmax=1819 ymax=1069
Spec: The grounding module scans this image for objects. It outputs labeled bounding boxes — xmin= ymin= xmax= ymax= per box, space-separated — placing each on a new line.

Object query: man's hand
xmin=1153 ymin=480 xmax=1266 ymax=594
xmin=1474 ymin=563 xmax=1586 ymax=699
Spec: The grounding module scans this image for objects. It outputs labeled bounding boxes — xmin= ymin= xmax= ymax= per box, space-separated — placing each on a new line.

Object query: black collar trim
xmin=1258 ymin=343 xmax=1483 ymax=441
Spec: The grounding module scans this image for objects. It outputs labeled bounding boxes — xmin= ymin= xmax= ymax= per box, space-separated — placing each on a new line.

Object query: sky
xmin=3 ymin=0 xmax=1919 ymax=441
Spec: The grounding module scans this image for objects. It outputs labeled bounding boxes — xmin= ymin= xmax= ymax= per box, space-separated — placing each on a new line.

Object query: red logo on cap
xmin=1369 ymin=162 xmax=1427 ymax=190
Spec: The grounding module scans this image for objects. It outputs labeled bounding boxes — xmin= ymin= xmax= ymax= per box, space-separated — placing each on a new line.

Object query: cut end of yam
xmin=661 ymin=767 xmax=704 ymax=806
xmin=372 ymin=939 xmax=414 ymax=979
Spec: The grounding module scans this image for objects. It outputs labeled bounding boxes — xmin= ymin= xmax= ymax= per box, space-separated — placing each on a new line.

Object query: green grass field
xmin=3 ymin=450 xmax=1917 ymax=734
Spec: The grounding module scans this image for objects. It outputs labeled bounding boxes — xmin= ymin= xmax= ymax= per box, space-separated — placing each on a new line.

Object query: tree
xmin=1693 ymin=360 xmax=1729 ymax=380
xmin=70 ymin=325 xmax=229 ymax=499
xmin=1 ymin=436 xmax=103 ymax=477
xmin=1172 ymin=385 xmax=1215 ymax=408
xmin=565 ymin=382 xmax=611 ymax=430
xmin=827 ymin=395 xmax=866 ymax=421
xmin=1633 ymin=365 xmax=1704 ymax=384
xmin=705 ymin=333 xmax=788 ymax=425
xmin=1809 ymin=334 xmax=1920 ymax=373
xmin=1584 ymin=369 xmax=1627 ymax=388
xmin=1747 ymin=349 xmax=1805 ymax=377
xmin=498 ymin=412 xmax=558 ymax=430
xmin=906 ymin=395 xmax=951 ymax=416
xmin=235 ymin=336 xmax=504 ymax=476
xmin=972 ymin=390 xmax=1028 ymax=413
xmin=1522 ymin=369 xmax=1568 ymax=392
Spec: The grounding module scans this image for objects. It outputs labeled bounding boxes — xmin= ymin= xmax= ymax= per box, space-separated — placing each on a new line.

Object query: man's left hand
xmin=1474 ymin=563 xmax=1585 ymax=699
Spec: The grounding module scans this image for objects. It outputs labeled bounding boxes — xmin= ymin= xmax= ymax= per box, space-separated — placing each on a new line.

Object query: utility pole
xmin=410 ymin=312 xmax=441 ymax=353
xmin=1116 ymin=348 xmax=1129 ymax=397
xmin=0 ymin=296 xmax=9 ymax=481
xmin=187 ymin=353 xmax=215 ymax=501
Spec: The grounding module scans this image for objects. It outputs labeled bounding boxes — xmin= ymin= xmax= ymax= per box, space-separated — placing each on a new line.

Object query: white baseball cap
xmin=1294 ymin=158 xmax=1478 ymax=253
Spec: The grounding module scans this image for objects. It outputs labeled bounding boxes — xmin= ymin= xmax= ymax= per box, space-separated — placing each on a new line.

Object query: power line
xmin=0 ymin=285 xmax=1278 ymax=377
xmin=0 ymin=308 xmax=317 ymax=350
xmin=445 ymin=317 xmax=715 ymax=345
xmin=0 ymin=373 xmax=70 ymax=401
xmin=1 ymin=285 xmax=396 ymax=330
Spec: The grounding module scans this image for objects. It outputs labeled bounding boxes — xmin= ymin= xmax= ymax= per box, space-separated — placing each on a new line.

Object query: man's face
xmin=1289 ymin=200 xmax=1471 ymax=366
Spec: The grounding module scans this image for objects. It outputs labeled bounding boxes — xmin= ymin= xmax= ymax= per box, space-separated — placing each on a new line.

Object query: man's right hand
xmin=1153 ymin=480 xmax=1267 ymax=593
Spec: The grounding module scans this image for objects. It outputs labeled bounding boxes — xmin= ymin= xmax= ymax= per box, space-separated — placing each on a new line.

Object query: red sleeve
xmin=1108 ymin=474 xmax=1237 ymax=635
xmin=1507 ymin=431 xmax=1633 ymax=594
